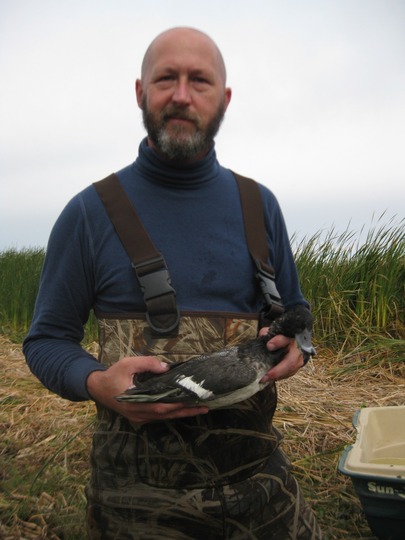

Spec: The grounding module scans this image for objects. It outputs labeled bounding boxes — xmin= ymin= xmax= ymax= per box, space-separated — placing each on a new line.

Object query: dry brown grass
xmin=1 ymin=336 xmax=404 ymax=539
xmin=275 ymin=345 xmax=405 ymax=539
xmin=0 ymin=337 xmax=94 ymax=539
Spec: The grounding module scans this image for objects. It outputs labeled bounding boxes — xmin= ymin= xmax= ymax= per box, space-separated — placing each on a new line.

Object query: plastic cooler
xmin=338 ymin=406 xmax=405 ymax=540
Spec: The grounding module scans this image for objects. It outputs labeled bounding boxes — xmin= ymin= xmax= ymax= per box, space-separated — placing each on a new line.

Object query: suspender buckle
xmin=133 ymin=256 xmax=176 ymax=301
xmin=255 ymin=260 xmax=284 ymax=311
xmin=132 ymin=255 xmax=180 ymax=335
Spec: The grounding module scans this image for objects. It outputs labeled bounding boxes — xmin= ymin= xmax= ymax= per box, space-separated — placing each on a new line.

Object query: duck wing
xmin=116 ymin=340 xmax=286 ymax=404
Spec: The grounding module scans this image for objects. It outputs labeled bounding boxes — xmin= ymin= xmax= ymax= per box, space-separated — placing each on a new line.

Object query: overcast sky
xmin=1 ymin=0 xmax=404 ymax=250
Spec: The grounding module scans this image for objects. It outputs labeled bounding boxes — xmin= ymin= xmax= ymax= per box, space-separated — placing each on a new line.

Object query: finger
xmin=266 ymin=335 xmax=293 ymax=351
xmin=263 ymin=362 xmax=300 ymax=382
xmin=120 ymin=355 xmax=169 ymax=375
xmin=261 ymin=351 xmax=303 ymax=382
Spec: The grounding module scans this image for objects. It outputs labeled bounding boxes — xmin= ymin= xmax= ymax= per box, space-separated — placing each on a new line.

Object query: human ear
xmin=224 ymin=87 xmax=232 ymax=111
xmin=135 ymin=79 xmax=143 ymax=108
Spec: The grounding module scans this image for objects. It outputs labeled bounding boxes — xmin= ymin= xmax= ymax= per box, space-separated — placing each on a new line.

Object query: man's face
xmin=141 ymin=94 xmax=226 ymax=162
xmin=136 ymin=29 xmax=232 ymax=162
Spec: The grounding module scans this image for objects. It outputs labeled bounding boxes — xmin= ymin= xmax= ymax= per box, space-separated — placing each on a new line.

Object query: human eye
xmin=191 ymin=74 xmax=211 ymax=89
xmin=158 ymin=74 xmax=175 ymax=81
xmin=154 ymin=73 xmax=176 ymax=88
xmin=193 ymin=75 xmax=208 ymax=83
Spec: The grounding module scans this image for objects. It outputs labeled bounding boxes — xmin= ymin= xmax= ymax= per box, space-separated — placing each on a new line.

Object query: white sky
xmin=1 ymin=0 xmax=404 ymax=249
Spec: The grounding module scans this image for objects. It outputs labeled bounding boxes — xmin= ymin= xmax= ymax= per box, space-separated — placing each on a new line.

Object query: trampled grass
xmin=2 ymin=337 xmax=404 ymax=539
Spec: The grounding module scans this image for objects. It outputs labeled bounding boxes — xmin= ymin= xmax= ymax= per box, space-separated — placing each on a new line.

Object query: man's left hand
xmin=258 ymin=330 xmax=304 ymax=382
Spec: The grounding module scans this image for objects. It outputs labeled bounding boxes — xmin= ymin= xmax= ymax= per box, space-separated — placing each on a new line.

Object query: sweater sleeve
xmin=23 ymin=196 xmax=106 ymax=401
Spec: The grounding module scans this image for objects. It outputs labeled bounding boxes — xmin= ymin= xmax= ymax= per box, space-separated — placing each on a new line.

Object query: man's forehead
xmin=148 ymin=51 xmax=218 ymax=78
xmin=141 ymin=28 xmax=226 ymax=82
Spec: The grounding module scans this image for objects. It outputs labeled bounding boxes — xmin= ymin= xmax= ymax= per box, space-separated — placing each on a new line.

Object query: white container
xmin=342 ymin=406 xmax=405 ymax=477
xmin=339 ymin=406 xmax=405 ymax=540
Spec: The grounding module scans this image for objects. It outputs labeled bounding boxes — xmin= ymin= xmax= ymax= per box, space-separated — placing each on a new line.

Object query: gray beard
xmin=156 ymin=127 xmax=209 ymax=161
xmin=142 ymin=99 xmax=225 ymax=161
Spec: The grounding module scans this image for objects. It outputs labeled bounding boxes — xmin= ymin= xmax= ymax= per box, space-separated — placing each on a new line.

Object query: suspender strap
xmin=93 ymin=174 xmax=180 ymax=335
xmin=233 ymin=172 xmax=284 ymax=320
xmin=93 ymin=171 xmax=284 ymax=334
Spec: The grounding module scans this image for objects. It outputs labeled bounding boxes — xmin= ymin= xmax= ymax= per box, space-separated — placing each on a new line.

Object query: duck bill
xmin=295 ymin=328 xmax=316 ymax=357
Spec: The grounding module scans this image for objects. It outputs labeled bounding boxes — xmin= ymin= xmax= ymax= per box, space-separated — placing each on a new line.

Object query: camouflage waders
xmin=86 ymin=313 xmax=322 ymax=539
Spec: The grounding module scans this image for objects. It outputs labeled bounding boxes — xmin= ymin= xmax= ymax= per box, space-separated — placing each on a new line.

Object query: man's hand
xmin=258 ymin=329 xmax=304 ymax=383
xmin=86 ymin=356 xmax=209 ymax=425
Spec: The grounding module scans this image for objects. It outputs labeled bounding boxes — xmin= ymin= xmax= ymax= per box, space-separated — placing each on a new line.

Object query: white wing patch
xmin=178 ymin=375 xmax=214 ymax=399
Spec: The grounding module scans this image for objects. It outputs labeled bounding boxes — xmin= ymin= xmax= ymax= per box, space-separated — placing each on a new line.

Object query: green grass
xmin=0 ymin=247 xmax=98 ymax=342
xmin=0 ymin=248 xmax=44 ymax=337
xmin=294 ymin=218 xmax=404 ymax=359
xmin=2 ymin=218 xmax=403 ymax=352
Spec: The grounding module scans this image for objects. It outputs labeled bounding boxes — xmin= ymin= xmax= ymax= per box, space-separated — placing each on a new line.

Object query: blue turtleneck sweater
xmin=23 ymin=139 xmax=307 ymax=401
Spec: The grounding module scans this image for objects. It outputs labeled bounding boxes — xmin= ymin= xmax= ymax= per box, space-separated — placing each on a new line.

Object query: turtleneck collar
xmin=133 ymin=137 xmax=221 ymax=189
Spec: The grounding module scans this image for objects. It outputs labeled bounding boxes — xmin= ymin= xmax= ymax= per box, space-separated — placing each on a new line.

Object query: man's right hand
xmin=86 ymin=355 xmax=209 ymax=425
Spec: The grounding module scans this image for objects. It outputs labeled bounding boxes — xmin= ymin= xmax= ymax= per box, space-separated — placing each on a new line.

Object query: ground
xmin=1 ymin=336 xmax=404 ymax=539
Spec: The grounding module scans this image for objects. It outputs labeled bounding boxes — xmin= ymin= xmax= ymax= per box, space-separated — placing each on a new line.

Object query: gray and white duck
xmin=116 ymin=304 xmax=316 ymax=409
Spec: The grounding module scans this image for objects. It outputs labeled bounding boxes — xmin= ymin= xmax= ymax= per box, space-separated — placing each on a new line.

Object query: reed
xmin=294 ymin=218 xmax=404 ymax=352
xmin=1 ymin=218 xmax=403 ymax=355
xmin=0 ymin=248 xmax=44 ymax=336
xmin=0 ymin=247 xmax=98 ymax=341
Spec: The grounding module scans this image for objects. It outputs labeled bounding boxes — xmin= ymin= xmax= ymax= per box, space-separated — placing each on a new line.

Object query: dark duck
xmin=116 ymin=304 xmax=316 ymax=409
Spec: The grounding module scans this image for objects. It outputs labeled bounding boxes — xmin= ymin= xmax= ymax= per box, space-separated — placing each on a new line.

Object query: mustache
xmin=162 ymin=107 xmax=199 ymax=123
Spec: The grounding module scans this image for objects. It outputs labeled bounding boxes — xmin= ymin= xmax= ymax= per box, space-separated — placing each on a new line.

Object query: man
xmin=24 ymin=27 xmax=322 ymax=539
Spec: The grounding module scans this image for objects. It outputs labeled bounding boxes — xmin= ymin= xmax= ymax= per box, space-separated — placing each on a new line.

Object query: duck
xmin=115 ymin=304 xmax=316 ymax=409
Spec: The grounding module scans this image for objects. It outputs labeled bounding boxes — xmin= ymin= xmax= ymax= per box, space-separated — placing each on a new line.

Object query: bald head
xmin=136 ymin=27 xmax=232 ymax=162
xmin=140 ymin=27 xmax=227 ymax=85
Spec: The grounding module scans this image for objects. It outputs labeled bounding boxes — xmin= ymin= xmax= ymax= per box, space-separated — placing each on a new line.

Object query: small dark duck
xmin=116 ymin=304 xmax=316 ymax=409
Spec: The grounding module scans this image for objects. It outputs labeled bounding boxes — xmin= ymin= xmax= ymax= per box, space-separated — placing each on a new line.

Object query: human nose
xmin=171 ymin=79 xmax=192 ymax=105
